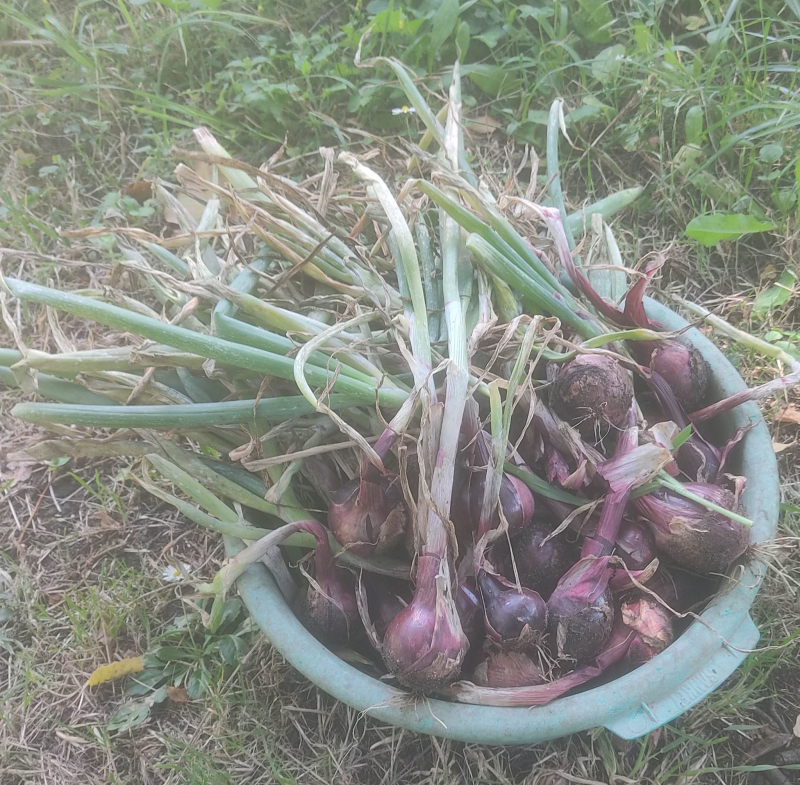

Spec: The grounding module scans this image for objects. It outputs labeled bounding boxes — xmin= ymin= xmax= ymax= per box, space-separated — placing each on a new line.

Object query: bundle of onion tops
xmin=3 ymin=61 xmax=790 ymax=707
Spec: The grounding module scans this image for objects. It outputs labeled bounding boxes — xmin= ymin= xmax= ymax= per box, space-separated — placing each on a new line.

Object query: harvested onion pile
xmin=2 ymin=61 xmax=788 ymax=706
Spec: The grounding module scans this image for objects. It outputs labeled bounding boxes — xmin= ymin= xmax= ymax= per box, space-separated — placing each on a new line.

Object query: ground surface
xmin=2 ymin=2 xmax=800 ymax=783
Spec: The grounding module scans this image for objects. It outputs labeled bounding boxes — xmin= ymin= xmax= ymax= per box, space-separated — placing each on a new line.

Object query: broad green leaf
xmin=753 ymin=269 xmax=798 ymax=317
xmin=672 ymin=144 xmax=704 ymax=176
xmin=429 ymin=0 xmax=459 ymax=51
xmin=591 ymin=45 xmax=625 ymax=85
xmin=186 ymin=667 xmax=211 ymax=699
xmin=685 ymin=213 xmax=775 ymax=246
xmin=684 ymin=106 xmax=703 ymax=145
xmin=463 ymin=64 xmax=521 ymax=96
xmin=572 ymin=0 xmax=613 ymax=43
xmin=107 ymin=701 xmax=151 ymax=733
xmin=760 ymin=144 xmax=783 ymax=164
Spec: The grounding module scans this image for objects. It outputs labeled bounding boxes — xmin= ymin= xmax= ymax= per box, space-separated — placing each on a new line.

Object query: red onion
xmin=381 ymin=554 xmax=468 ymax=691
xmin=550 ymin=354 xmax=633 ymax=438
xmin=615 ymin=521 xmax=657 ymax=571
xmin=646 ymin=371 xmax=720 ymax=482
xmin=621 ymin=592 xmax=674 ymax=665
xmin=292 ymin=521 xmax=360 ymax=646
xmin=634 ymin=484 xmax=749 ymax=573
xmin=452 ymin=433 xmax=535 ymax=545
xmin=547 ymin=556 xmax=615 ymax=663
xmin=505 ymin=522 xmax=579 ymax=598
xmin=327 ymin=478 xmax=406 ymax=557
xmin=478 ymin=570 xmax=548 ymax=652
xmin=446 ymin=613 xmax=636 ymax=706
xmin=642 ymin=340 xmax=710 ymax=412
xmin=472 ymin=651 xmax=545 ymax=688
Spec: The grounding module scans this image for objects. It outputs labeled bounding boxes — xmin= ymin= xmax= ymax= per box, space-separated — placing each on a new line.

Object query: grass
xmin=2 ymin=0 xmax=800 ymax=782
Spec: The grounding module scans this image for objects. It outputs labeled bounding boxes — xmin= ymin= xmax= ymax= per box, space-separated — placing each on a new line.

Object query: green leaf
xmin=107 ymin=687 xmax=166 ymax=733
xmin=759 ymin=144 xmax=783 ymax=164
xmin=685 ymin=213 xmax=776 ymax=246
xmin=107 ymin=701 xmax=151 ymax=733
xmin=186 ymin=667 xmax=211 ymax=699
xmin=572 ymin=0 xmax=613 ymax=43
xmin=429 ymin=0 xmax=458 ymax=51
xmin=672 ymin=424 xmax=693 ymax=449
xmin=591 ymin=45 xmax=625 ymax=85
xmin=463 ymin=64 xmax=521 ymax=96
xmin=753 ymin=269 xmax=798 ymax=317
xmin=684 ymin=106 xmax=703 ymax=145
xmin=795 ymin=155 xmax=800 ymax=223
xmin=455 ymin=19 xmax=470 ymax=60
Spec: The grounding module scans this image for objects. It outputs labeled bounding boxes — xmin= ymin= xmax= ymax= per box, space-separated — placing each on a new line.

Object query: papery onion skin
xmin=478 ymin=570 xmax=548 ymax=653
xmin=615 ymin=521 xmax=657 ymax=572
xmin=621 ymin=593 xmax=674 ymax=665
xmin=328 ymin=478 xmax=406 ymax=558
xmin=296 ymin=570 xmax=360 ymax=646
xmin=472 ymin=651 xmax=545 ymax=688
xmin=381 ymin=554 xmax=468 ymax=692
xmin=551 ymin=354 xmax=634 ymax=438
xmin=547 ymin=557 xmax=615 ymax=664
xmin=634 ymin=484 xmax=749 ymax=573
xmin=292 ymin=523 xmax=361 ymax=646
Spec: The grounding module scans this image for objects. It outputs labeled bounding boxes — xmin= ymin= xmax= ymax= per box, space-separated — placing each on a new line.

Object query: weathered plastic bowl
xmin=226 ymin=298 xmax=779 ymax=744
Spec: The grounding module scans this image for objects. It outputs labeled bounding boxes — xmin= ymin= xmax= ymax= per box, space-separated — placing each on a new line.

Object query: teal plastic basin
xmin=226 ymin=298 xmax=779 ymax=744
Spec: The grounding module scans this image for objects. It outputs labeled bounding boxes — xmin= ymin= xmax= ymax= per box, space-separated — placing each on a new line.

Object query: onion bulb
xmin=478 ymin=570 xmax=548 ymax=653
xmin=551 ymin=354 xmax=634 ymax=438
xmin=472 ymin=651 xmax=545 ymax=688
xmin=634 ymin=484 xmax=749 ymax=573
xmin=327 ymin=478 xmax=406 ymax=557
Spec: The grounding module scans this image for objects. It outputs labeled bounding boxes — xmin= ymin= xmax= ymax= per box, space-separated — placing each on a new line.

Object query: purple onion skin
xmin=547 ymin=557 xmax=615 ymax=664
xmin=635 ymin=340 xmax=710 ymax=413
xmin=478 ymin=570 xmax=548 ymax=653
xmin=634 ymin=484 xmax=749 ymax=573
xmin=551 ymin=354 xmax=634 ymax=438
xmin=621 ymin=593 xmax=674 ymax=665
xmin=295 ymin=568 xmax=360 ymax=647
xmin=615 ymin=521 xmax=657 ymax=572
xmin=504 ymin=523 xmax=579 ymax=599
xmin=381 ymin=554 xmax=468 ymax=691
xmin=327 ymin=478 xmax=406 ymax=558
xmin=453 ymin=471 xmax=535 ymax=547
xmin=472 ymin=651 xmax=545 ymax=688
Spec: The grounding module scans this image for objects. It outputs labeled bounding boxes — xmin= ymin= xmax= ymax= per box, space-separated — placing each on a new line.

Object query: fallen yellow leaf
xmin=86 ymin=656 xmax=144 ymax=687
xmin=794 ymin=713 xmax=800 ymax=738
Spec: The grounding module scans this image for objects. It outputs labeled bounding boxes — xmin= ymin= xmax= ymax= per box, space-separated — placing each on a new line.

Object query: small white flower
xmin=392 ymin=105 xmax=416 ymax=116
xmin=162 ymin=563 xmax=191 ymax=583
